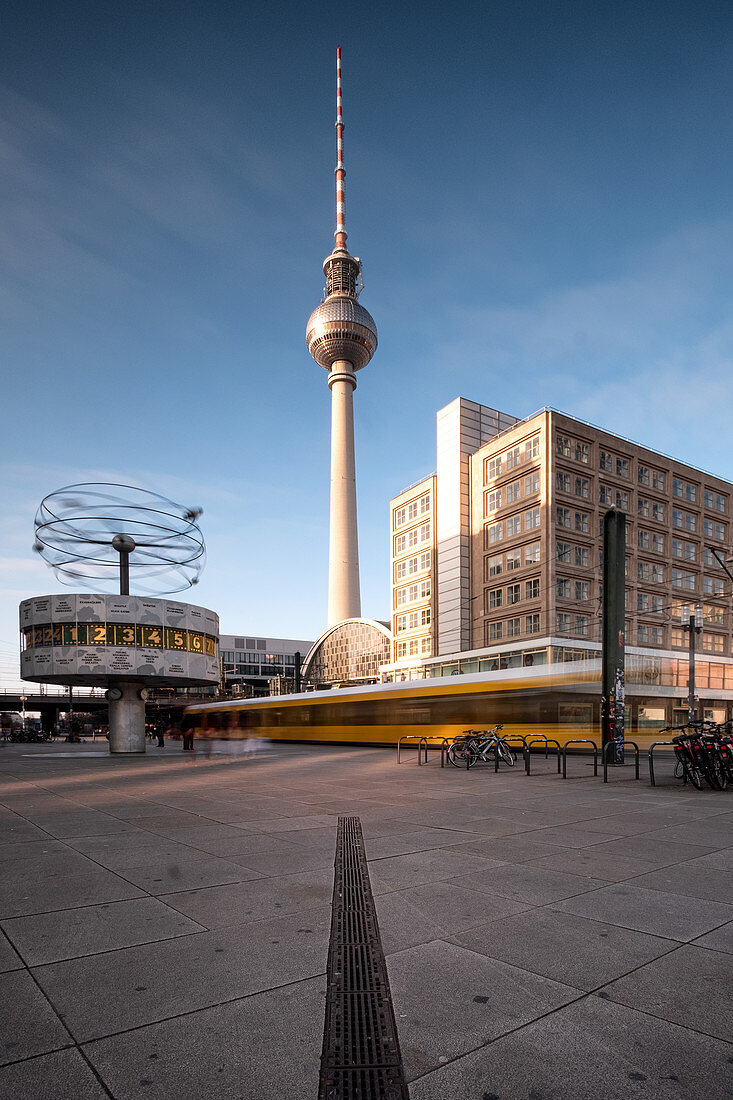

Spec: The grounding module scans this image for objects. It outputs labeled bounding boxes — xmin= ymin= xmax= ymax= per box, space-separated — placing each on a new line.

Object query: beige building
xmin=385 ymin=398 xmax=733 ymax=722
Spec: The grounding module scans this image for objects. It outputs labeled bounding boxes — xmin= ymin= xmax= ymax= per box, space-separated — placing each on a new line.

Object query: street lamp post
xmin=682 ymin=606 xmax=702 ymax=723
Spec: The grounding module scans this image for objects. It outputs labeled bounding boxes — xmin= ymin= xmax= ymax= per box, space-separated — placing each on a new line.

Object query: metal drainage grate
xmin=318 ymin=816 xmax=409 ymax=1100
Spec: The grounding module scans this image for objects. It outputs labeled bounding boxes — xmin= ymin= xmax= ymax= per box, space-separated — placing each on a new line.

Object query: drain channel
xmin=318 ymin=816 xmax=409 ymax=1099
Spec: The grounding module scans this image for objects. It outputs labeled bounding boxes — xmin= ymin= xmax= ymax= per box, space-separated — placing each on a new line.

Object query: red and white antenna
xmin=335 ymin=46 xmax=347 ymax=250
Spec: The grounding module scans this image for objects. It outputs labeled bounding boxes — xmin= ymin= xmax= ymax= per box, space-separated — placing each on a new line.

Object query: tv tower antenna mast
xmin=306 ymin=47 xmax=378 ymax=626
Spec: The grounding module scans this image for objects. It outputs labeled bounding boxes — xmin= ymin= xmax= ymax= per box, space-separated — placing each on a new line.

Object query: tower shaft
xmin=328 ymin=363 xmax=360 ymax=624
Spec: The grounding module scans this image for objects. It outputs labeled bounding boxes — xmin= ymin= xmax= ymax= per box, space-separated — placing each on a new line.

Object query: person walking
xmin=156 ymin=720 xmax=166 ymax=748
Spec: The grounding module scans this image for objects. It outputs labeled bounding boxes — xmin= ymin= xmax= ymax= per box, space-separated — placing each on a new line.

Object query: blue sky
xmin=1 ymin=0 xmax=732 ymax=687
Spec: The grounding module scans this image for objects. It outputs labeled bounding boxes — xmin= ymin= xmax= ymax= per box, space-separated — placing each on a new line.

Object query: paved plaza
xmin=0 ymin=738 xmax=731 ymax=1099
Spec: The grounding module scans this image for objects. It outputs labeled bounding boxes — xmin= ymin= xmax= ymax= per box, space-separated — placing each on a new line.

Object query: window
xmin=395 ymin=642 xmax=407 ymax=658
xmin=489 ymin=622 xmax=503 ymax=641
xmin=704 ymin=489 xmax=713 ymax=509
xmin=487 ymin=490 xmax=502 ymax=513
xmin=652 ymin=470 xmax=665 ymax=491
xmin=526 ymin=578 xmax=540 ymax=599
xmin=506 ymin=481 xmax=521 ymax=504
xmin=489 ymin=589 xmax=502 ymax=609
xmin=616 ymin=457 xmax=629 ymax=478
xmin=420 ymin=608 xmax=431 ymax=626
xmin=395 ymin=614 xmax=407 ymax=633
xmin=672 ymin=478 xmax=683 ymax=498
xmin=408 ymin=529 xmax=419 ymax=547
xmin=651 ymin=564 xmax=664 ymax=583
xmin=556 ymin=472 xmax=571 ymax=493
xmin=408 ymin=639 xmax=419 ymax=655
xmin=421 ymin=579 xmax=431 ymax=598
xmin=506 ymin=617 xmax=521 ymax=638
xmin=575 ymin=615 xmax=589 ymax=635
xmin=419 ymin=522 xmax=430 ymax=542
xmin=575 ymin=581 xmax=590 ymax=601
xmin=525 ymin=436 xmax=540 ymax=460
xmin=525 ymin=507 xmax=540 ymax=530
xmin=506 ymin=447 xmax=521 ymax=469
xmin=716 ymin=494 xmax=726 ymax=513
xmin=575 ymin=477 xmax=589 ymax=499
xmin=395 ymin=506 xmax=406 ymax=527
xmin=421 ymin=636 xmax=431 ymax=655
xmin=488 ymin=523 xmax=503 ymax=544
xmin=671 ymin=628 xmax=685 ymax=648
xmin=651 ymin=595 xmax=663 ymax=613
xmin=526 ymin=613 xmax=541 ymax=634
xmin=556 ymin=578 xmax=571 ymax=598
xmin=556 ymin=613 xmax=571 ymax=633
xmin=489 ymin=555 xmax=502 ymax=576
xmin=396 ymin=561 xmax=406 ymax=580
xmin=419 ymin=493 xmax=430 ymax=514
xmin=556 ymin=507 xmax=571 ymax=528
xmin=488 ymin=457 xmax=502 ymax=480
xmin=638 ymin=497 xmax=650 ymax=518
xmin=507 ymin=583 xmax=521 ymax=605
xmin=638 ymin=465 xmax=650 ymax=486
xmin=408 ymin=611 xmax=419 ymax=629
xmin=616 ymin=491 xmax=629 ymax=510
xmin=637 ymin=592 xmax=649 ymax=612
xmin=672 ymin=569 xmax=696 ymax=591
xmin=408 ymin=556 xmax=419 ymax=574
xmin=703 ymin=604 xmax=725 ymax=624
xmin=506 ymin=515 xmax=521 ymax=537
xmin=419 ymin=551 xmax=431 ymax=570
xmin=651 ymin=501 xmax=665 ymax=522
xmin=408 ymin=584 xmax=419 ymax=602
xmin=525 ymin=542 xmax=540 ymax=564
xmin=575 ymin=545 xmax=589 ymax=567
xmin=703 ymin=576 xmax=726 ymax=596
xmin=703 ymin=633 xmax=725 ymax=654
xmin=704 ymin=519 xmax=727 ymax=540
xmin=600 ymin=450 xmax=613 ymax=471
xmin=652 ymin=533 xmax=665 ymax=553
xmin=506 ymin=548 xmax=521 ymax=571
xmin=396 ymin=588 xmax=407 ymax=607
xmin=408 ymin=501 xmax=418 ymax=520
xmin=638 ymin=529 xmax=649 ymax=549
xmin=575 ymin=441 xmax=589 ymax=464
xmin=637 ymin=624 xmax=649 ymax=645
xmin=638 ymin=562 xmax=650 ymax=581
xmin=599 ymin=485 xmax=611 ymax=505
xmin=557 ymin=541 xmax=571 ymax=562
xmin=525 ymin=472 xmax=540 ymax=494
xmin=574 ymin=512 xmax=589 ymax=533
xmin=395 ymin=534 xmax=406 ymax=554
xmin=556 ymin=434 xmax=571 ymax=458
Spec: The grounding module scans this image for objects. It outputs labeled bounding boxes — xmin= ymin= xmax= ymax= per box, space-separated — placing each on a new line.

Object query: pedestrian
xmin=181 ymin=713 xmax=195 ymax=752
xmin=156 ymin=720 xmax=166 ymax=748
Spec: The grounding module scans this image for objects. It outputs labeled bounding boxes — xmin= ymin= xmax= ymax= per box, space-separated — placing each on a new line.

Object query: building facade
xmin=385 ymin=399 xmax=733 ymax=724
xmin=219 ymin=634 xmax=313 ymax=696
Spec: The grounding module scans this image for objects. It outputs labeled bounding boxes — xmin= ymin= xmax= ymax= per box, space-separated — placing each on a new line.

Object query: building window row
xmin=485 ymin=435 xmax=541 ymax=482
xmin=556 ymin=578 xmax=591 ymax=601
xmin=636 ymin=529 xmax=665 ymax=553
xmin=637 ymin=497 xmax=665 ymax=522
xmin=556 ymin=613 xmax=590 ymax=636
xmin=638 ymin=561 xmax=665 ymax=584
xmin=394 ymin=492 xmax=431 ymax=528
xmin=395 ymin=608 xmax=432 ymax=633
xmin=394 ymin=521 xmax=431 ymax=554
xmin=556 ymin=507 xmax=590 ymax=533
xmin=394 ymin=550 xmax=431 ymax=580
xmin=556 ymin=541 xmax=591 ymax=567
xmin=638 ymin=465 xmax=666 ymax=492
xmin=486 ymin=578 xmax=541 ymax=609
xmin=395 ymin=636 xmax=432 ymax=659
xmin=394 ymin=579 xmax=431 ymax=608
xmin=555 ymin=471 xmax=590 ymax=499
xmin=485 ymin=542 xmax=540 ymax=578
xmin=487 ymin=612 xmax=542 ymax=643
xmin=487 ymin=508 xmax=541 ymax=544
xmin=637 ymin=624 xmax=665 ymax=646
xmin=555 ymin=434 xmax=591 ymax=465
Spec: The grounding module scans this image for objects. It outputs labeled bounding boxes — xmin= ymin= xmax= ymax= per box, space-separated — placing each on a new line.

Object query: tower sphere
xmin=306 ymin=292 xmax=378 ymax=371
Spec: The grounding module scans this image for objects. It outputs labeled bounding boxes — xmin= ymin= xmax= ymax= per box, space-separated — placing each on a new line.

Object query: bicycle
xmin=662 ymin=724 xmax=722 ymax=791
xmin=447 ymin=724 xmax=515 ymax=769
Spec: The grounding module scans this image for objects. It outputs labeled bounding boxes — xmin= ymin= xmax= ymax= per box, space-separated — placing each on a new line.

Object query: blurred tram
xmin=185 ymin=661 xmax=613 ymax=749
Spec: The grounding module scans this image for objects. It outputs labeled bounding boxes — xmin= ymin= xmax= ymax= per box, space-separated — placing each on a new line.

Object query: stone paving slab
xmin=0 ymin=740 xmax=730 ymax=1098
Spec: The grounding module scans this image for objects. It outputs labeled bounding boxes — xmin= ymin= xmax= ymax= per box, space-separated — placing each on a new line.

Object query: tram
xmin=185 ymin=661 xmax=609 ymax=749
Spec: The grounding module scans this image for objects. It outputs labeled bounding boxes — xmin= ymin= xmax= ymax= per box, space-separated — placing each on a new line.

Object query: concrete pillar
xmin=327 ymin=361 xmax=361 ymax=625
xmin=108 ymin=682 xmax=147 ymax=754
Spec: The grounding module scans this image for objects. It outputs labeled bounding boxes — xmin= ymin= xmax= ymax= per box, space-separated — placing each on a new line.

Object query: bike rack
xmin=562 ymin=739 xmax=598 ymax=779
xmin=524 ymin=738 xmax=561 ymax=775
xmin=648 ymin=741 xmax=676 ymax=787
xmin=602 ymin=740 xmax=640 ymax=783
xmin=397 ymin=735 xmax=428 ymax=765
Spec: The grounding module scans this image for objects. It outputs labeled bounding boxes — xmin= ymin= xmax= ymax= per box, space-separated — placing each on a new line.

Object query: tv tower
xmin=306 ymin=47 xmax=378 ymax=626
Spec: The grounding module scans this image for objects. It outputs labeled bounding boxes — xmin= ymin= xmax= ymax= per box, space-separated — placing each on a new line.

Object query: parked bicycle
xmin=447 ymin=724 xmax=516 ymax=769
xmin=661 ymin=722 xmax=730 ymax=791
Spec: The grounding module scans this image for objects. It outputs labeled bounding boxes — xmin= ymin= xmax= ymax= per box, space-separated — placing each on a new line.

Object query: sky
xmin=1 ymin=0 xmax=733 ymax=689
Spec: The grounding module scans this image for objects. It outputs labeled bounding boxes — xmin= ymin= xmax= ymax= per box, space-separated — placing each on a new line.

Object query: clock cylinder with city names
xmin=19 ymin=594 xmax=220 ymax=687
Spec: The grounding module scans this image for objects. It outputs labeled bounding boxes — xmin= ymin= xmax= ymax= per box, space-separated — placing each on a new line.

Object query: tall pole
xmin=687 ymin=611 xmax=701 ymax=723
xmin=602 ymin=508 xmax=626 ymax=763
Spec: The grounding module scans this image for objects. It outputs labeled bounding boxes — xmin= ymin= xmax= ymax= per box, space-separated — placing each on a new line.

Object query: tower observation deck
xmin=306 ymin=47 xmax=377 ymax=626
